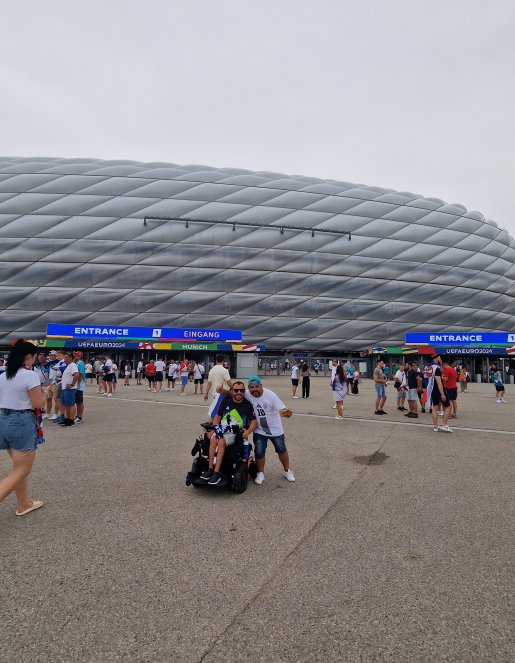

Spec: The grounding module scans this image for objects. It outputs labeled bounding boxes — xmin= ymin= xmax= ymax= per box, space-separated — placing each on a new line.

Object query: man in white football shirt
xmin=245 ymin=375 xmax=295 ymax=485
xmin=154 ymin=357 xmax=166 ymax=392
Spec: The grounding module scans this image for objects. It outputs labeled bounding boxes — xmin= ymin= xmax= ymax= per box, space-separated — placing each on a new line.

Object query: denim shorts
xmin=61 ymin=388 xmax=76 ymax=407
xmin=253 ymin=432 xmax=287 ymax=459
xmin=0 ymin=409 xmax=38 ymax=451
xmin=375 ymin=384 xmax=386 ymax=398
xmin=407 ymin=388 xmax=419 ymax=401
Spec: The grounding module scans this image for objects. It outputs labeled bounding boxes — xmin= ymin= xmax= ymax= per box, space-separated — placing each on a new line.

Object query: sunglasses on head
xmin=232 ymin=388 xmax=245 ymax=393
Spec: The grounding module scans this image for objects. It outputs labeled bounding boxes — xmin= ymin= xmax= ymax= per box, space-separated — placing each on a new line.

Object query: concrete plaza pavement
xmin=1 ymin=376 xmax=514 ymax=662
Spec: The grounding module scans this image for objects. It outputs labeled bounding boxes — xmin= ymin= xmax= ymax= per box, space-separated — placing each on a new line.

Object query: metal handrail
xmin=143 ymin=215 xmax=351 ymax=240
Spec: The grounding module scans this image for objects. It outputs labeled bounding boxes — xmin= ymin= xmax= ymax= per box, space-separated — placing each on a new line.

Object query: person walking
xmin=332 ymin=364 xmax=348 ymax=419
xmin=374 ymin=360 xmax=388 ymax=415
xmin=351 ymin=368 xmax=360 ymax=394
xmin=123 ymin=361 xmax=132 ymax=386
xmin=0 ymin=340 xmax=47 ymax=516
xmin=330 ymin=359 xmax=339 ymax=409
xmin=301 ymin=362 xmax=311 ymax=398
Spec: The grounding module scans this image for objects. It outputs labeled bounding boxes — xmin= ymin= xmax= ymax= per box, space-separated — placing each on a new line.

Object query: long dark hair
xmin=6 ymin=340 xmax=40 ymax=379
xmin=302 ymin=363 xmax=309 ymax=372
xmin=336 ymin=365 xmax=345 ymax=382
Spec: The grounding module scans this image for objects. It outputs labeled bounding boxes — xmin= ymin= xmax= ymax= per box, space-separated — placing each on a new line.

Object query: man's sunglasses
xmin=232 ymin=388 xmax=246 ymax=393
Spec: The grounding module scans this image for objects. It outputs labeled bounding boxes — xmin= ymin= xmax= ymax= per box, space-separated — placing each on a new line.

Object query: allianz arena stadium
xmin=0 ymin=156 xmax=514 ymax=351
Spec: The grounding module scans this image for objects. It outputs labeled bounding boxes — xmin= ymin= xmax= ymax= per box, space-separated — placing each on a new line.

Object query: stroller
xmin=186 ymin=422 xmax=258 ymax=494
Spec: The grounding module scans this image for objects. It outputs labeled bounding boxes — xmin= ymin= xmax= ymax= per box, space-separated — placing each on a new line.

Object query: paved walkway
xmin=1 ymin=378 xmax=514 ymax=662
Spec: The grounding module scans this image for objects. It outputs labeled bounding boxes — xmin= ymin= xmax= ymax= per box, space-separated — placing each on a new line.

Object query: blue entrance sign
xmin=294 ymin=352 xmax=309 ymax=357
xmin=405 ymin=332 xmax=515 ymax=346
xmin=47 ymin=324 xmax=242 ymax=342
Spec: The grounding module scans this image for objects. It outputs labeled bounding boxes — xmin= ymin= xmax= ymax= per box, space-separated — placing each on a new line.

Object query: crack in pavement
xmin=197 ymin=428 xmax=396 ymax=662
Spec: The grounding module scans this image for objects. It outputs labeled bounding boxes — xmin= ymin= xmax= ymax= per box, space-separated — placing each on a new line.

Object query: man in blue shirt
xmin=73 ymin=351 xmax=86 ymax=424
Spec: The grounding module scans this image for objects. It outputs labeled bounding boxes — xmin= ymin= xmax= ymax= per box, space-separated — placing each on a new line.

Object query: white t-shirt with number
xmin=0 ymin=368 xmax=41 ymax=410
xmin=245 ymin=388 xmax=286 ymax=437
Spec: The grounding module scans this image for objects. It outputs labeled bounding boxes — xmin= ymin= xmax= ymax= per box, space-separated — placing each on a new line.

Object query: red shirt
xmin=441 ymin=366 xmax=457 ymax=389
xmin=146 ymin=364 xmax=156 ymax=376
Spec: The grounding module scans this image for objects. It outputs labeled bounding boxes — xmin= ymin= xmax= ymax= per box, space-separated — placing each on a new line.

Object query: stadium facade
xmin=0 ymin=156 xmax=514 ymax=354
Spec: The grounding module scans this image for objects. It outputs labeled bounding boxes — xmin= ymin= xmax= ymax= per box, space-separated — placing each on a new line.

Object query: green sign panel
xmin=170 ymin=342 xmax=219 ymax=351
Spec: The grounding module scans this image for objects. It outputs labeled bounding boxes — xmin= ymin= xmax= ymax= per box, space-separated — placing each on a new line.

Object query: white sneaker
xmin=165 ymin=388 xmax=170 ymax=391
xmin=496 ymin=398 xmax=501 ymax=403
xmin=335 ymin=415 xmax=342 ymax=420
xmin=433 ymin=427 xmax=440 ymax=432
xmin=41 ymin=413 xmax=48 ymax=419
xmin=107 ymin=393 xmax=112 ymax=397
xmin=332 ymin=405 xmax=337 ymax=409
xmin=255 ymin=472 xmax=265 ymax=485
xmin=181 ymin=392 xmax=186 ymax=396
xmin=292 ymin=396 xmax=299 ymax=399
xmin=438 ymin=425 xmax=452 ymax=433
xmin=49 ymin=414 xmax=58 ymax=420
xmin=153 ymin=389 xmax=157 ymax=392
xmin=102 ymin=392 xmax=109 ymax=396
xmin=170 ymin=389 xmax=174 ymax=392
xmin=438 ymin=411 xmax=444 ymax=416
xmin=148 ymin=388 xmax=151 ymax=391
xmin=284 ymin=470 xmax=295 ymax=482
xmin=501 ymin=399 xmax=506 ymax=403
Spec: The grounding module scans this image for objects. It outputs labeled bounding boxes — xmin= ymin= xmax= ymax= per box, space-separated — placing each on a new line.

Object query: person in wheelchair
xmin=200 ymin=381 xmax=256 ymax=485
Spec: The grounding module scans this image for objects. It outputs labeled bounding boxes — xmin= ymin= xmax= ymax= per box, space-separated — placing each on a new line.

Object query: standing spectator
xmin=123 ymin=360 xmax=132 ymax=386
xmin=395 ymin=364 xmax=407 ymax=411
xmin=426 ymin=354 xmax=452 ymax=432
xmin=111 ymin=360 xmax=118 ymax=393
xmin=180 ymin=360 xmax=191 ymax=395
xmin=193 ymin=361 xmax=205 ymax=395
xmin=93 ymin=357 xmax=103 ymax=392
xmin=314 ymin=362 xmax=320 ymax=376
xmin=301 ymin=362 xmax=311 ymax=398
xmin=291 ymin=360 xmax=301 ymax=398
xmin=351 ymin=367 xmax=360 ymax=394
xmin=73 ymin=351 xmax=86 ymax=425
xmin=146 ymin=359 xmax=157 ymax=391
xmin=332 ymin=364 xmax=348 ymax=419
xmin=50 ymin=350 xmax=67 ymax=423
xmin=136 ymin=359 xmax=143 ymax=386
xmin=245 ymin=376 xmax=295 ymax=484
xmin=384 ymin=364 xmax=392 ymax=380
xmin=494 ymin=368 xmax=506 ymax=403
xmin=166 ymin=359 xmax=177 ymax=391
xmin=374 ymin=360 xmax=388 ymax=415
xmin=346 ymin=363 xmax=355 ymax=393
xmin=46 ymin=351 xmax=59 ymax=418
xmin=59 ymin=351 xmax=80 ymax=427
xmin=405 ymin=360 xmax=423 ymax=418
xmin=154 ymin=357 xmax=165 ymax=392
xmin=101 ymin=354 xmax=114 ymax=397
xmin=459 ymin=368 xmax=467 ymax=393
xmin=330 ymin=359 xmax=339 ymax=409
xmin=0 ymin=340 xmax=47 ymax=516
xmin=441 ymin=358 xmax=458 ymax=418
xmin=204 ymin=355 xmax=233 ymax=415
xmin=85 ymin=360 xmax=95 ymax=385
xmin=34 ymin=352 xmax=52 ymax=419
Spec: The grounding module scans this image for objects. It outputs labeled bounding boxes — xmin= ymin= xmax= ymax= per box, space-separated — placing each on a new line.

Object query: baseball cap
xmin=49 ymin=350 xmax=57 ymax=356
xmin=248 ymin=375 xmax=262 ymax=386
xmin=431 ymin=353 xmax=440 ymax=359
xmin=73 ymin=351 xmax=83 ymax=358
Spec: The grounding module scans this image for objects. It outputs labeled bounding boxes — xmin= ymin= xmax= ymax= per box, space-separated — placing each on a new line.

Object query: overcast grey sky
xmin=1 ymin=1 xmax=514 ymax=234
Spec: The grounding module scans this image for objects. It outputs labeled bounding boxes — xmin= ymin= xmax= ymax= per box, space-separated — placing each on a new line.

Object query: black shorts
xmin=194 ymin=378 xmax=204 ymax=384
xmin=495 ymin=384 xmax=504 ymax=392
xmin=74 ymin=390 xmax=84 ymax=404
xmin=155 ymin=372 xmax=163 ymax=382
xmin=291 ymin=379 xmax=299 ymax=386
xmin=103 ymin=373 xmax=113 ymax=382
xmin=147 ymin=375 xmax=155 ymax=382
xmin=446 ymin=388 xmax=457 ymax=401
xmin=431 ymin=390 xmax=450 ymax=408
xmin=86 ymin=373 xmax=95 ymax=379
xmin=168 ymin=376 xmax=175 ymax=383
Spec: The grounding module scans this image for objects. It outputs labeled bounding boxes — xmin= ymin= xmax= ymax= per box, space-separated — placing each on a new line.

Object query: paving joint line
xmin=84 ymin=395 xmax=515 ymax=435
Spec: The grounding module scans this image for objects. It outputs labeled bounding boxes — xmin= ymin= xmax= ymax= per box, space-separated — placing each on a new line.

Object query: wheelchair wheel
xmin=186 ymin=472 xmax=192 ymax=486
xmin=248 ymin=458 xmax=258 ymax=479
xmin=232 ymin=461 xmax=249 ymax=494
